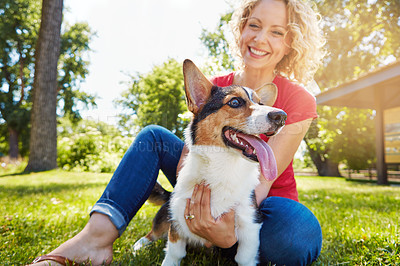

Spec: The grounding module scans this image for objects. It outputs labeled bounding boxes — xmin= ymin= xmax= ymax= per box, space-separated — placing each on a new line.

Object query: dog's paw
xmin=132 ymin=236 xmax=152 ymax=254
xmin=235 ymin=252 xmax=258 ymax=266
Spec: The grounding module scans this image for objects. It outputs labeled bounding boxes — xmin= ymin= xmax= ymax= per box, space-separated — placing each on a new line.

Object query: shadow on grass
xmin=0 ymin=182 xmax=106 ymax=197
xmin=0 ymin=170 xmax=28 ymax=178
xmin=345 ymin=177 xmax=400 ymax=186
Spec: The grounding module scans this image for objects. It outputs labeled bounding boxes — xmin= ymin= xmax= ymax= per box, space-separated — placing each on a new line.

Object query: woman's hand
xmin=184 ymin=184 xmax=237 ymax=249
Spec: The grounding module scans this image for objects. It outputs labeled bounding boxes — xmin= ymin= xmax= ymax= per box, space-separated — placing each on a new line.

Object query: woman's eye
xmin=272 ymin=31 xmax=284 ymax=36
xmin=227 ymin=98 xmax=243 ymax=108
xmin=249 ymin=23 xmax=260 ymax=29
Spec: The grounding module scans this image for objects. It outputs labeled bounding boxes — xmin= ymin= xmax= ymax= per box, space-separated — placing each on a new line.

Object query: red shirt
xmin=210 ymin=72 xmax=318 ymax=201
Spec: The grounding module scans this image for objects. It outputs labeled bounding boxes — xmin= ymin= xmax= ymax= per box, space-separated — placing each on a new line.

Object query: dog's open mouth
xmin=222 ymin=127 xmax=278 ymax=181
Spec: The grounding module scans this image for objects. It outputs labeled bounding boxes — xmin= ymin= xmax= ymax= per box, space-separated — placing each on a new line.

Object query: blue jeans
xmin=91 ymin=125 xmax=322 ymax=265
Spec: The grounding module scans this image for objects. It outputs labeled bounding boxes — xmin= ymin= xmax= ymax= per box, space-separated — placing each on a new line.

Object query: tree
xmin=0 ymin=0 xmax=40 ymax=159
xmin=200 ymin=13 xmax=235 ymax=74
xmin=304 ymin=0 xmax=400 ymax=176
xmin=339 ymin=109 xmax=376 ymax=172
xmin=58 ymin=22 xmax=97 ymax=122
xmin=0 ymin=0 xmax=96 ymax=159
xmin=25 ymin=0 xmax=63 ymax=171
xmin=314 ymin=0 xmax=400 ymax=89
xmin=115 ymin=59 xmax=188 ymax=138
xmin=304 ymin=107 xmax=375 ymax=176
xmin=304 ymin=108 xmax=342 ymax=177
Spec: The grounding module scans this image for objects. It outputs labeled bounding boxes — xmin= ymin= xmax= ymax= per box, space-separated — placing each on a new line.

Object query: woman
xmin=31 ymin=0 xmax=325 ymax=265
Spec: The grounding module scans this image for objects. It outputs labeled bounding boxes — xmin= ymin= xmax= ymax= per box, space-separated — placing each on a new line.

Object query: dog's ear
xmin=183 ymin=59 xmax=213 ymax=114
xmin=254 ymin=83 xmax=278 ymax=106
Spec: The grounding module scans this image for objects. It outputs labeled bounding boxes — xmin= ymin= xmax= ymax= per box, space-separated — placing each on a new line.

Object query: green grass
xmin=298 ymin=177 xmax=399 ymax=265
xmin=1 ymin=170 xmax=399 ymax=265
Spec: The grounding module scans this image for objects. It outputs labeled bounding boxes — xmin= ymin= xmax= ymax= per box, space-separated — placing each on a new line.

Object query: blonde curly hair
xmin=230 ymin=0 xmax=326 ymax=84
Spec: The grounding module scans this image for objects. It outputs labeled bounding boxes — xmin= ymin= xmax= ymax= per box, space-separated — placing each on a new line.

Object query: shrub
xmin=57 ymin=118 xmax=133 ymax=172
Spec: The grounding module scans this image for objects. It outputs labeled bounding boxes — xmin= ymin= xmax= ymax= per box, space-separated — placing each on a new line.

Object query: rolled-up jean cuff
xmin=90 ymin=202 xmax=127 ymax=236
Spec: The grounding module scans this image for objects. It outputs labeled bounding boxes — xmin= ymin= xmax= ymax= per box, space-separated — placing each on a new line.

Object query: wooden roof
xmin=316 ymin=61 xmax=400 ymax=110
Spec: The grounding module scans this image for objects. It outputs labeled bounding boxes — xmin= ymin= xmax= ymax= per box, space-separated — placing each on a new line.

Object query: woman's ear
xmin=284 ymin=32 xmax=292 ymax=55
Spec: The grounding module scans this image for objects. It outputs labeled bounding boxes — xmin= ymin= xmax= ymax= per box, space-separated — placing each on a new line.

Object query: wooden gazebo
xmin=316 ymin=61 xmax=400 ymax=184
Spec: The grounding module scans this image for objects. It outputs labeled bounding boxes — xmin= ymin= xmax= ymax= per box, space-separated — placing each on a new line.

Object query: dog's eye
xmin=227 ymin=97 xmax=244 ymax=108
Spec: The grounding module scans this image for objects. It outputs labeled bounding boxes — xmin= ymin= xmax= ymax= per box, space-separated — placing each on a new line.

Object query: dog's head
xmin=183 ymin=59 xmax=287 ymax=180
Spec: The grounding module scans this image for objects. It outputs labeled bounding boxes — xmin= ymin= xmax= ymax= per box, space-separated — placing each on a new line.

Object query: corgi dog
xmin=135 ymin=59 xmax=287 ymax=266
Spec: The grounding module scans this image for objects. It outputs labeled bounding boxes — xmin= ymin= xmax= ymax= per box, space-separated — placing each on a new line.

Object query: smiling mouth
xmin=223 ymin=127 xmax=258 ymax=161
xmin=222 ymin=127 xmax=276 ymax=162
xmin=249 ymin=47 xmax=269 ymax=56
xmin=221 ymin=127 xmax=279 ymax=181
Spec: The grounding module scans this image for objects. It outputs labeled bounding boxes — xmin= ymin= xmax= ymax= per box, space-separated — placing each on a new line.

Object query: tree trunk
xmin=25 ymin=0 xmax=63 ymax=172
xmin=319 ymin=159 xmax=342 ymax=177
xmin=307 ymin=146 xmax=342 ymax=177
xmin=8 ymin=128 xmax=19 ymax=160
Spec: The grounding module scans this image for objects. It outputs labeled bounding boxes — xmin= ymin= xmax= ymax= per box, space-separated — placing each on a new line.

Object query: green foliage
xmin=306 ymin=106 xmax=376 ymax=172
xmin=1 ymin=173 xmax=399 ymax=265
xmin=115 ymin=59 xmax=189 ymax=138
xmin=292 ymin=157 xmax=316 ymax=173
xmin=200 ymin=12 xmax=236 ymax=74
xmin=0 ymin=157 xmax=27 ymax=175
xmin=57 ymin=118 xmax=133 ymax=173
xmin=338 ymin=109 xmax=376 ymax=171
xmin=58 ymin=22 xmax=97 ymax=121
xmin=0 ymin=0 xmax=39 ymax=157
xmin=0 ymin=123 xmax=7 ymax=155
xmin=306 ymin=0 xmax=399 ymax=174
xmin=314 ymin=0 xmax=400 ymax=89
xmin=0 ymin=0 xmax=96 ymax=157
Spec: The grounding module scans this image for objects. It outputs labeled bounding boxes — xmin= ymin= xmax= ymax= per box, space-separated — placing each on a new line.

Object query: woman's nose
xmin=254 ymin=30 xmax=268 ymax=44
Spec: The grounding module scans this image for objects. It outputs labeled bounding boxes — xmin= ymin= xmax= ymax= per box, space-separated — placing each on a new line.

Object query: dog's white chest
xmin=170 ymin=145 xmax=260 ymax=237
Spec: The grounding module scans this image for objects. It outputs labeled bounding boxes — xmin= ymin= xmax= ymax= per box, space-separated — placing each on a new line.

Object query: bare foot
xmin=29 ymin=213 xmax=118 ymax=266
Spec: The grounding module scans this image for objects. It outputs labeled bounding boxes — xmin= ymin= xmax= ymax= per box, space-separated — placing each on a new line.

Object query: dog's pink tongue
xmin=238 ymin=133 xmax=278 ymax=181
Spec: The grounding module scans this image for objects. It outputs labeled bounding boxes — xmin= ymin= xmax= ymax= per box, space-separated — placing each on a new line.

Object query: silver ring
xmin=185 ymin=214 xmax=195 ymax=220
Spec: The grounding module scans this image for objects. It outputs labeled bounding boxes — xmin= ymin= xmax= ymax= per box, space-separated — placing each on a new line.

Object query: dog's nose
xmin=268 ymin=110 xmax=287 ymax=127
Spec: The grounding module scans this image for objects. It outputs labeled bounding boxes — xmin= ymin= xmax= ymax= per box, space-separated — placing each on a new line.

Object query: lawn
xmin=1 ymin=170 xmax=399 ymax=265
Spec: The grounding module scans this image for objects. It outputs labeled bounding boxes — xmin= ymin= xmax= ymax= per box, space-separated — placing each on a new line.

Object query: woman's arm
xmin=255 ymin=118 xmax=313 ymax=205
xmin=270 ymin=118 xmax=313 ymax=176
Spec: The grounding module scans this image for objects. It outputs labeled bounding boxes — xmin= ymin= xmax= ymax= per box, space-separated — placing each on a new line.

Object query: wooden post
xmin=374 ymin=88 xmax=388 ymax=185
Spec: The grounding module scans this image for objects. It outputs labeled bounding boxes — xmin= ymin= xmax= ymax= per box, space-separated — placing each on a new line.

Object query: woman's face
xmin=239 ymin=0 xmax=291 ymax=71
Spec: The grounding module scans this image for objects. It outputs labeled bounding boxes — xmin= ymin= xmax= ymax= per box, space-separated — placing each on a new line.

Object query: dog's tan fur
xmin=194 ymin=86 xmax=259 ymax=147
